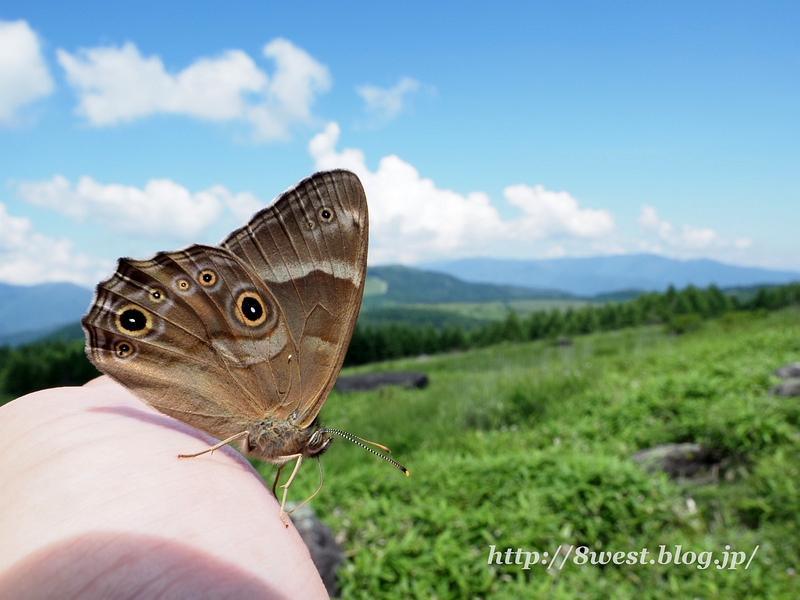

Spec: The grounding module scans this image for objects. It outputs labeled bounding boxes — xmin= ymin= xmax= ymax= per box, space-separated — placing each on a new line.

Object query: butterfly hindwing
xmin=82 ymin=245 xmax=301 ymax=439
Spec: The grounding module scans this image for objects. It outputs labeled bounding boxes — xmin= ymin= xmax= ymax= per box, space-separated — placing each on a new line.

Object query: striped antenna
xmin=322 ymin=429 xmax=409 ymax=476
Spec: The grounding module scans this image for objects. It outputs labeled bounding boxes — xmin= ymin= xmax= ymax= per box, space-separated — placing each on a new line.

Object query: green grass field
xmin=404 ymin=299 xmax=594 ymax=321
xmin=256 ymin=308 xmax=800 ymax=598
xmin=357 ymin=300 xmax=595 ymax=330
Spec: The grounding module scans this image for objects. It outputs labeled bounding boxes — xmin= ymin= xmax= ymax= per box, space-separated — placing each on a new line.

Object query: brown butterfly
xmin=82 ymin=170 xmax=407 ymax=523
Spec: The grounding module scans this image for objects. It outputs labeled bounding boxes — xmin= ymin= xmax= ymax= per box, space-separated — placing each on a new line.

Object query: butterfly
xmin=82 ymin=170 xmax=407 ymax=524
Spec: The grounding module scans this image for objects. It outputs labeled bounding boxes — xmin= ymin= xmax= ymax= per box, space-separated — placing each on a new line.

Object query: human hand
xmin=0 ymin=376 xmax=328 ymax=599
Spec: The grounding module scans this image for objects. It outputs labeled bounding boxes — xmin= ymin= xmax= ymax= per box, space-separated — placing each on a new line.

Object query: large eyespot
xmin=234 ymin=291 xmax=267 ymax=326
xmin=149 ymin=288 xmax=165 ymax=303
xmin=318 ymin=207 xmax=334 ymax=222
xmin=115 ymin=340 xmax=135 ymax=358
xmin=115 ymin=304 xmax=153 ymax=337
xmin=176 ymin=278 xmax=191 ymax=292
xmin=198 ymin=269 xmax=216 ymax=286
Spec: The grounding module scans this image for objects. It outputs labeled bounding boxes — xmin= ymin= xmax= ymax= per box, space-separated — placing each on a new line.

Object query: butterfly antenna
xmin=323 ymin=429 xmax=409 ymax=476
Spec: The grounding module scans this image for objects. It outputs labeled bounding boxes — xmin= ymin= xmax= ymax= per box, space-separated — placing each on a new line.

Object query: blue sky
xmin=0 ymin=1 xmax=797 ymax=286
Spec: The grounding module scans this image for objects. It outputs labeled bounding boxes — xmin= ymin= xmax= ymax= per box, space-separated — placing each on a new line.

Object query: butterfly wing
xmin=222 ymin=169 xmax=368 ymax=427
xmin=83 ymin=170 xmax=367 ymax=440
xmin=82 ymin=244 xmax=302 ymax=441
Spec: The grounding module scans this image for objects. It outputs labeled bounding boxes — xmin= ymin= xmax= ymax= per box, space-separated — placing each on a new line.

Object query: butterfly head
xmin=305 ymin=427 xmax=333 ymax=458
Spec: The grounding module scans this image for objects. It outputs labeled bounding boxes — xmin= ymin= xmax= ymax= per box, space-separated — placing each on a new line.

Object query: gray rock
xmin=770 ymin=379 xmax=800 ymax=397
xmin=774 ymin=363 xmax=800 ymax=378
xmin=631 ymin=443 xmax=720 ymax=480
xmin=335 ymin=371 xmax=429 ymax=393
xmin=288 ymin=503 xmax=345 ymax=597
xmin=556 ymin=336 xmax=572 ymax=347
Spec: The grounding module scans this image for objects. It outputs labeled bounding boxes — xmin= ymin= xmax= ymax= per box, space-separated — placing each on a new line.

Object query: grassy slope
xmin=256 ymin=308 xmax=800 ymax=598
xmin=364 ymin=265 xmax=575 ymax=305
xmin=410 ymin=299 xmax=594 ymax=321
xmin=357 ymin=300 xmax=595 ymax=329
xmin=359 ymin=265 xmax=585 ymax=329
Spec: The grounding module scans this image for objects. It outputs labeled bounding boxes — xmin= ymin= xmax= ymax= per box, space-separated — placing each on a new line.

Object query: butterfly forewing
xmin=221 ymin=170 xmax=368 ymax=426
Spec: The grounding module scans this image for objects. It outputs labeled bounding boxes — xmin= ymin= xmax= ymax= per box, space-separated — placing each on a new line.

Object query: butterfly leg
xmin=286 ymin=458 xmax=324 ymax=514
xmin=271 ymin=463 xmax=285 ymax=497
xmin=275 ymin=454 xmax=304 ymax=527
xmin=277 ymin=458 xmax=325 ymax=527
xmin=177 ymin=431 xmax=248 ymax=459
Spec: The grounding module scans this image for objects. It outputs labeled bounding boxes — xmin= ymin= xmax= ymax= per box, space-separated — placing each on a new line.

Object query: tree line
xmin=0 ymin=339 xmax=100 ymax=400
xmin=343 ymin=283 xmax=800 ymax=366
xmin=0 ymin=282 xmax=797 ymax=401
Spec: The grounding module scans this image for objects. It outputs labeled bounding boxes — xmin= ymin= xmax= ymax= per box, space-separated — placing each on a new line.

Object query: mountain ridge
xmin=364 ymin=265 xmax=576 ymax=306
xmin=420 ymin=254 xmax=800 ymax=297
xmin=0 ymin=282 xmax=93 ymax=342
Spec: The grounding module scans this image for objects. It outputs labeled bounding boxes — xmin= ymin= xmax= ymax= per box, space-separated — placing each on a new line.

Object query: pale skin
xmin=0 ymin=376 xmax=329 ymax=600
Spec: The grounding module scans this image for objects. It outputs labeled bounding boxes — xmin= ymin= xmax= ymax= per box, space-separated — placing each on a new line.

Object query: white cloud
xmin=356 ymin=76 xmax=421 ymax=121
xmin=17 ymin=175 xmax=264 ymax=240
xmin=204 ymin=185 xmax=263 ymax=222
xmin=263 ymin=39 xmax=330 ymax=121
xmin=0 ymin=20 xmax=54 ymax=125
xmin=635 ymin=205 xmax=764 ymax=263
xmin=309 ymin=122 xmax=616 ymax=263
xmin=0 ymin=202 xmax=110 ymax=285
xmin=638 ymin=204 xmax=718 ymax=249
xmin=310 ymin=128 xmax=754 ymax=265
xmin=504 ymin=184 xmax=615 ymax=238
xmin=57 ymin=38 xmax=330 ymax=140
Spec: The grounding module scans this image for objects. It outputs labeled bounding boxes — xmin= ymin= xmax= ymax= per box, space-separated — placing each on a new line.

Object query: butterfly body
xmin=82 ymin=170 xmax=367 ymax=466
xmin=242 ymin=416 xmax=331 ymax=463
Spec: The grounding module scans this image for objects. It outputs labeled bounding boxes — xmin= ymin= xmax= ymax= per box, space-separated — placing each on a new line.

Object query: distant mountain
xmin=421 ymin=255 xmax=800 ymax=297
xmin=364 ymin=265 xmax=575 ymax=306
xmin=0 ymin=282 xmax=93 ymax=346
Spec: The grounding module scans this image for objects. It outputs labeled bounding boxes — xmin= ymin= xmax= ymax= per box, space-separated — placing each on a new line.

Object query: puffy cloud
xmin=204 ymin=185 xmax=263 ymax=222
xmin=309 ymin=122 xmax=616 ymax=263
xmin=311 ymin=125 xmax=750 ymax=265
xmin=57 ymin=44 xmax=265 ymax=124
xmin=0 ymin=202 xmax=110 ymax=285
xmin=635 ymin=205 xmax=762 ymax=263
xmin=0 ymin=20 xmax=54 ymax=125
xmin=638 ymin=204 xmax=718 ymax=249
xmin=356 ymin=76 xmax=420 ymax=121
xmin=17 ymin=175 xmax=264 ymax=240
xmin=503 ymin=184 xmax=615 ymax=239
xmin=263 ymin=39 xmax=330 ymax=121
xmin=57 ymin=38 xmax=330 ymax=140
